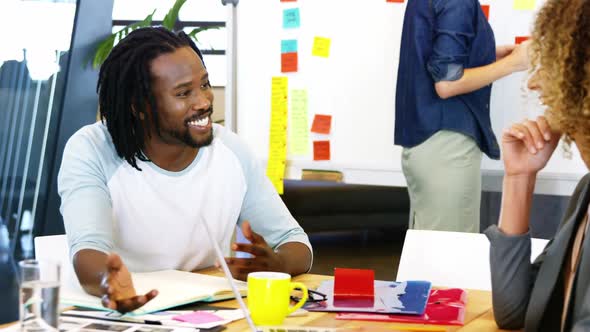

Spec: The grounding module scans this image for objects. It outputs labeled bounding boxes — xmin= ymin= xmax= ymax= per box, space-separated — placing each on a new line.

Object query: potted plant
xmin=91 ymin=0 xmax=219 ymax=69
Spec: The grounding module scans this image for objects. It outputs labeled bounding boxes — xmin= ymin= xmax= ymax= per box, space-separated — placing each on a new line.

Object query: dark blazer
xmin=485 ymin=173 xmax=590 ymax=332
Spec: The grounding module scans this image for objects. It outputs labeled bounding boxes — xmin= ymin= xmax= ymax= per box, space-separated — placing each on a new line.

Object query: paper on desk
xmin=23 ymin=316 xmax=196 ymax=332
xmin=62 ymin=309 xmax=244 ymax=329
xmin=172 ymin=311 xmax=223 ymax=324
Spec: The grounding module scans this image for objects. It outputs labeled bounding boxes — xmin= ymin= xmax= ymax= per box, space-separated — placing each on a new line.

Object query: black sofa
xmin=280 ymin=180 xmax=410 ymax=232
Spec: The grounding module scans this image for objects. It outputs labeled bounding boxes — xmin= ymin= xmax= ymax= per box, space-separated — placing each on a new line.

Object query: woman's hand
xmin=504 ymin=40 xmax=531 ymax=72
xmin=501 ymin=116 xmax=560 ymax=177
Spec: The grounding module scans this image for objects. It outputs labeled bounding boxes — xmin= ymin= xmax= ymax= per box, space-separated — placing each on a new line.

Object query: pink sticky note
xmin=172 ymin=311 xmax=224 ymax=324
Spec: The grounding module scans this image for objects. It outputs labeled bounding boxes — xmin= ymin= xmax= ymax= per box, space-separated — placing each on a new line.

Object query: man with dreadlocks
xmin=57 ymin=27 xmax=312 ymax=312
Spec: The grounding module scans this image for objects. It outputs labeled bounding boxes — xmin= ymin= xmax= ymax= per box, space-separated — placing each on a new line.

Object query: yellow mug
xmin=247 ymin=271 xmax=308 ymax=325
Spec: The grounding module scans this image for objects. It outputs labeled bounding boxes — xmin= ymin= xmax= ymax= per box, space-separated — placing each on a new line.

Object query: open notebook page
xmin=60 ymin=269 xmax=247 ymax=315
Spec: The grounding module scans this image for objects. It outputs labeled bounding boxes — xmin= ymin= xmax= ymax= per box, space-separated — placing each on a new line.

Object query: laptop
xmin=199 ymin=216 xmax=337 ymax=332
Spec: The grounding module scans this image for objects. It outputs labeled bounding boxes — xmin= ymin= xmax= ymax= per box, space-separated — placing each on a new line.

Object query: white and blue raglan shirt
xmin=58 ymin=122 xmax=312 ymax=272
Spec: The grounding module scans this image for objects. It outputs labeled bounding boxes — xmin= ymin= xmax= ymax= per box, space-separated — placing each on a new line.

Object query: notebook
xmin=335 ymin=288 xmax=467 ymax=326
xmin=303 ymin=279 xmax=431 ymax=315
xmin=60 ymin=269 xmax=247 ymax=315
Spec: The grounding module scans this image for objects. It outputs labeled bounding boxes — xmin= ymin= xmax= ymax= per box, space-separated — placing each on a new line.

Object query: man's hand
xmin=225 ymin=221 xmax=285 ymax=281
xmin=502 ymin=116 xmax=560 ymax=177
xmin=100 ymin=253 xmax=158 ymax=313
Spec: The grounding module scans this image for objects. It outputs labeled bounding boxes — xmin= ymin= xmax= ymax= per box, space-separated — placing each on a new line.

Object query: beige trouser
xmin=402 ymin=130 xmax=482 ymax=233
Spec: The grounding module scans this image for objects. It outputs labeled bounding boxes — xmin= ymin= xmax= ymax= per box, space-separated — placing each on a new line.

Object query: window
xmin=0 ymin=0 xmax=77 ymax=259
xmin=111 ymin=0 xmax=227 ymax=86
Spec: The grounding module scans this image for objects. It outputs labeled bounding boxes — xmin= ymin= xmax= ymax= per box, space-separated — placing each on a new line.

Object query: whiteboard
xmin=233 ymin=0 xmax=587 ymax=195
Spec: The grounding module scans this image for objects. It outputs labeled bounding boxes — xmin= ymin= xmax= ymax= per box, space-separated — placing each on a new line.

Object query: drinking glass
xmin=19 ymin=260 xmax=60 ymax=331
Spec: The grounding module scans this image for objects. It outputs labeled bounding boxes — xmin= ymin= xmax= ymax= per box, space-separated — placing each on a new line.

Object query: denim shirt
xmin=394 ymin=0 xmax=499 ymax=159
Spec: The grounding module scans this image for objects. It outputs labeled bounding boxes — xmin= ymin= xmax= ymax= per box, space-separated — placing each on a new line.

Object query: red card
xmin=337 ymin=288 xmax=467 ymax=326
xmin=515 ymin=36 xmax=530 ymax=44
xmin=310 ymin=114 xmax=332 ymax=134
xmin=281 ymin=52 xmax=298 ymax=73
xmin=481 ymin=4 xmax=490 ymax=20
xmin=333 ymin=268 xmax=375 ymax=307
xmin=386 ymin=0 xmax=404 ymax=2
xmin=313 ymin=141 xmax=330 ymax=161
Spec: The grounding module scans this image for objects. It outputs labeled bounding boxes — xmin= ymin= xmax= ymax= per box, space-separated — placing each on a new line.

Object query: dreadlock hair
xmin=97 ymin=26 xmax=206 ymax=171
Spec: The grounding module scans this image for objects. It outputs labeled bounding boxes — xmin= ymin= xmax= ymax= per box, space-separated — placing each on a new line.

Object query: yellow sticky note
xmin=513 ymin=0 xmax=535 ymax=10
xmin=272 ymin=178 xmax=284 ymax=195
xmin=289 ymin=89 xmax=309 ymax=155
xmin=268 ymin=77 xmax=289 ymax=194
xmin=312 ymin=36 xmax=331 ymax=58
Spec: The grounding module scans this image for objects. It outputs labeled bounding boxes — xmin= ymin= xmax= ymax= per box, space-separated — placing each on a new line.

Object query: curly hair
xmin=530 ymin=0 xmax=590 ymax=142
xmin=97 ymin=27 xmax=205 ymax=171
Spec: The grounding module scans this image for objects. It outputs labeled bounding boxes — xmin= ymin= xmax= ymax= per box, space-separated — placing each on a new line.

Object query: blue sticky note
xmin=283 ymin=8 xmax=300 ymax=29
xmin=281 ymin=40 xmax=298 ymax=53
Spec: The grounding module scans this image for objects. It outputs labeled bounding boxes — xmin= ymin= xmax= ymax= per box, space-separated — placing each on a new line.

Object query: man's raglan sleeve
xmin=58 ymin=128 xmax=115 ymax=261
xmin=217 ymin=127 xmax=313 ymax=265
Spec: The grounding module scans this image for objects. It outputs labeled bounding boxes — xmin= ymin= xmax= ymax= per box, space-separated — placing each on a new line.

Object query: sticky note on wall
xmin=386 ymin=0 xmax=405 ymax=2
xmin=281 ymin=40 xmax=298 ymax=53
xmin=312 ymin=37 xmax=331 ymax=58
xmin=281 ymin=52 xmax=298 ymax=73
xmin=283 ymin=8 xmax=300 ymax=29
xmin=290 ymin=89 xmax=309 ymax=156
xmin=311 ymin=114 xmax=332 ymax=134
xmin=481 ymin=5 xmax=490 ymax=20
xmin=313 ymin=141 xmax=331 ymax=161
xmin=515 ymin=36 xmax=530 ymax=44
xmin=513 ymin=0 xmax=535 ymax=10
xmin=268 ymin=77 xmax=289 ymax=194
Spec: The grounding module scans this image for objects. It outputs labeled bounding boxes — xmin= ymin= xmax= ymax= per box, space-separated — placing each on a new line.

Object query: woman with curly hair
xmin=485 ymin=0 xmax=590 ymax=330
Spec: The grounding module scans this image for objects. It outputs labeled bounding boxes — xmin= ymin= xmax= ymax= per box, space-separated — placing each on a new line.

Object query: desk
xmin=0 ymin=273 xmax=511 ymax=332
xmin=216 ymin=273 xmax=510 ymax=332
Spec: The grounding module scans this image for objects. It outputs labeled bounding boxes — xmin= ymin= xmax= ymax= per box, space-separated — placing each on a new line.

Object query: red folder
xmin=335 ymin=288 xmax=466 ymax=325
xmin=333 ymin=268 xmax=375 ymax=307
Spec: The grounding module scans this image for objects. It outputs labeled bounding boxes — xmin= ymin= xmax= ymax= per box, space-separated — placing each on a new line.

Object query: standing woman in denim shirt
xmin=395 ymin=0 xmax=529 ymax=233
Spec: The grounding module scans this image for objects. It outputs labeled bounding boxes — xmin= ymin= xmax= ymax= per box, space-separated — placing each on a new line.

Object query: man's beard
xmin=166 ymin=125 xmax=213 ymax=148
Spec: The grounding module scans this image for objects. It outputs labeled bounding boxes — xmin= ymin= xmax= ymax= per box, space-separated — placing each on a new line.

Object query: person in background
xmin=58 ymin=27 xmax=312 ymax=313
xmin=395 ymin=0 xmax=529 ymax=233
xmin=486 ymin=0 xmax=590 ymax=330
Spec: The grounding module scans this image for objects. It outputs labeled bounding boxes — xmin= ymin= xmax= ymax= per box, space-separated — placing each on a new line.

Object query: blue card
xmin=304 ymin=280 xmax=431 ymax=315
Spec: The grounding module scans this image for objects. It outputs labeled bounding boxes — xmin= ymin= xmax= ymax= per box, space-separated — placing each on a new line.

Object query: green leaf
xmin=187 ymin=25 xmax=221 ymax=44
xmin=91 ymin=34 xmax=116 ymax=69
xmin=162 ymin=0 xmax=188 ymax=30
xmin=90 ymin=9 xmax=156 ymax=69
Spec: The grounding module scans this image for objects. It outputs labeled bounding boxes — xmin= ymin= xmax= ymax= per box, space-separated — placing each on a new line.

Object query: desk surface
xmin=217 ymin=273 xmax=510 ymax=332
xmin=0 ymin=272 xmax=511 ymax=332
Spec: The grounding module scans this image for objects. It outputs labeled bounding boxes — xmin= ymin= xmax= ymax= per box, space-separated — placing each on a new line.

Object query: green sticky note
xmin=283 ymin=8 xmax=300 ymax=29
xmin=289 ymin=89 xmax=309 ymax=156
xmin=513 ymin=0 xmax=535 ymax=10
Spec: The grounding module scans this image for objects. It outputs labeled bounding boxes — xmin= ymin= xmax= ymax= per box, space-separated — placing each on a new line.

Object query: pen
xmin=61 ymin=312 xmax=162 ymax=325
